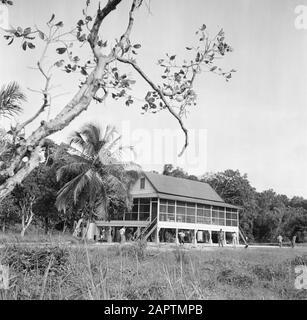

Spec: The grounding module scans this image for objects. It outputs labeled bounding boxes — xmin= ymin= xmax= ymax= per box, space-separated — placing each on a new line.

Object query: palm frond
xmin=105 ymin=135 xmax=122 ymax=153
xmin=72 ymin=171 xmax=91 ymax=204
xmin=102 ymin=125 xmax=118 ymax=144
xmin=105 ymin=161 xmax=142 ymax=175
xmin=56 ymin=161 xmax=90 ymax=182
xmin=56 ymin=173 xmax=85 ymax=212
xmin=98 ymin=148 xmax=115 ymax=165
xmin=70 ymin=169 xmax=104 ymax=205
xmin=56 ymin=121 xmax=142 ymax=218
xmin=81 ymin=123 xmax=102 ymax=155
xmin=69 ymin=131 xmax=87 ymax=152
xmin=0 ymin=82 xmax=26 ymax=118
xmin=63 ymin=144 xmax=94 ymax=163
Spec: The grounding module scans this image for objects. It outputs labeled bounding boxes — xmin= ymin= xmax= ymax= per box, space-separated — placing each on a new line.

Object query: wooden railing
xmin=134 ymin=217 xmax=157 ymax=241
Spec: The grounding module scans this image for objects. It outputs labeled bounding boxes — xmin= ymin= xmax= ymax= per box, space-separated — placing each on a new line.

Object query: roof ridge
xmin=144 ymin=171 xmax=225 ymax=203
xmin=145 ymin=171 xmax=208 ymax=184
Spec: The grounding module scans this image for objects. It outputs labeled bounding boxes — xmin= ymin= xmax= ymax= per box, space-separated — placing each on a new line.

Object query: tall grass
xmin=0 ymin=244 xmax=307 ymax=300
xmin=0 ymin=231 xmax=76 ymax=245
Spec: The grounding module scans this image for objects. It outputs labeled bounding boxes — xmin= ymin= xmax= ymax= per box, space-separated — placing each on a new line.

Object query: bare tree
xmin=11 ymin=183 xmax=37 ymax=236
xmin=0 ymin=0 xmax=234 ymax=202
xmin=19 ymin=194 xmax=36 ymax=237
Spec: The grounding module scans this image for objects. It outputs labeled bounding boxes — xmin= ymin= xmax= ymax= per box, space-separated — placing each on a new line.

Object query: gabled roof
xmin=144 ymin=172 xmax=228 ymax=205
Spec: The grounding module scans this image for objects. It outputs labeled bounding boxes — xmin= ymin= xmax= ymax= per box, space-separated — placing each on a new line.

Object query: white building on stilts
xmin=96 ymin=172 xmax=241 ymax=245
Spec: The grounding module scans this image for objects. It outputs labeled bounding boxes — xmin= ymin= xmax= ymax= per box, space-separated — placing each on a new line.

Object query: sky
xmin=0 ymin=0 xmax=307 ymax=198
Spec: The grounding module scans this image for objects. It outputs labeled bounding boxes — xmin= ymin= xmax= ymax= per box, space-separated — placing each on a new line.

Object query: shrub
xmin=217 ymin=268 xmax=254 ymax=288
xmin=124 ymin=280 xmax=166 ymax=300
xmin=1 ymin=245 xmax=69 ymax=275
xmin=119 ymin=240 xmax=148 ymax=260
xmin=251 ymin=264 xmax=286 ymax=282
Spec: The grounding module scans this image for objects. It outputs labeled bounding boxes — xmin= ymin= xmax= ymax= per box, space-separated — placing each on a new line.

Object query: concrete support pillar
xmin=194 ymin=230 xmax=197 ymax=245
xmin=223 ymin=231 xmax=226 ymax=246
xmin=155 ymin=227 xmax=160 ymax=244
xmin=176 ymin=228 xmax=179 ymax=245
xmin=107 ymin=227 xmax=112 ymax=243
xmin=209 ymin=230 xmax=212 ymax=244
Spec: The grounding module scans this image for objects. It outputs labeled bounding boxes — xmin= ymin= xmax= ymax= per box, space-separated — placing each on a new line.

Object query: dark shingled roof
xmin=144 ymin=172 xmax=225 ymax=204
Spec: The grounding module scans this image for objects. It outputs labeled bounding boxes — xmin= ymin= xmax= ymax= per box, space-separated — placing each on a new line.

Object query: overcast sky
xmin=1 ymin=0 xmax=307 ymax=198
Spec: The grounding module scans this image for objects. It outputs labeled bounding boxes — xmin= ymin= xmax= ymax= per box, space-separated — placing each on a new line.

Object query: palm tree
xmin=55 ymin=123 xmax=140 ymax=235
xmin=0 ymin=82 xmax=26 ymax=119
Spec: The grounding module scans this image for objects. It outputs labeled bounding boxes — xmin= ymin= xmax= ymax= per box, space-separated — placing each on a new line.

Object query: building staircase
xmin=239 ymin=227 xmax=249 ymax=247
xmin=134 ymin=217 xmax=157 ymax=241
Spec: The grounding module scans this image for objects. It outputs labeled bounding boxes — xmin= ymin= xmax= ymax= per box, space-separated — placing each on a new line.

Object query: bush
xmin=1 ymin=245 xmax=69 ymax=275
xmin=251 ymin=264 xmax=286 ymax=282
xmin=124 ymin=280 xmax=166 ymax=300
xmin=119 ymin=240 xmax=148 ymax=260
xmin=217 ymin=268 xmax=254 ymax=288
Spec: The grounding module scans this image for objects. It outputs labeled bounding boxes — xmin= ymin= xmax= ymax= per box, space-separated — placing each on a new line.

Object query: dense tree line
xmin=1 ymin=158 xmax=306 ymax=242
xmin=0 ymin=125 xmax=139 ymax=236
xmin=163 ymin=164 xmax=307 ymax=243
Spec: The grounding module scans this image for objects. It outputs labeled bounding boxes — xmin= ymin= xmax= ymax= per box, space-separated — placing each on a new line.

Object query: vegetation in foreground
xmin=1 ymin=243 xmax=307 ymax=300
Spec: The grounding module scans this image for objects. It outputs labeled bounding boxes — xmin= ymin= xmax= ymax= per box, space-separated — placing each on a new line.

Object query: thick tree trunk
xmin=0 ymin=57 xmax=112 ymax=204
xmin=0 ymin=0 xmax=143 ymax=204
xmin=0 ymin=147 xmax=42 ymax=202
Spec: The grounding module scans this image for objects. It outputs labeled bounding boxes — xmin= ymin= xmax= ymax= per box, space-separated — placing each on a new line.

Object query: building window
xmin=125 ymin=198 xmax=150 ymax=221
xmin=140 ymin=177 xmax=145 ymax=189
xmin=139 ymin=198 xmax=150 ymax=220
xmin=157 ymin=200 xmax=238 ymax=227
xmin=226 ymin=208 xmax=238 ymax=226
xmin=196 ymin=204 xmax=211 ymax=224
xmin=159 ymin=199 xmax=175 ymax=222
xmin=212 ymin=206 xmax=226 ymax=226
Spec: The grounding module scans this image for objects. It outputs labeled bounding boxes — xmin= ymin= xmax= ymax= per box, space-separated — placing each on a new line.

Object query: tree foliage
xmin=0 ymin=82 xmax=26 ymax=119
xmin=201 ymin=170 xmax=258 ymax=240
xmin=55 ymin=123 xmax=140 ymax=222
xmin=0 ymin=0 xmax=234 ymax=202
xmin=163 ymin=164 xmax=307 ymax=243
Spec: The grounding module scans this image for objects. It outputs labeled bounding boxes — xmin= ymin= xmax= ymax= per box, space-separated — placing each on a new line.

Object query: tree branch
xmin=88 ymin=0 xmax=123 ymax=58
xmin=120 ymin=0 xmax=141 ymax=42
xmin=0 ymin=146 xmax=42 ymax=201
xmin=17 ymin=27 xmax=54 ymax=134
xmin=117 ymin=57 xmax=188 ymax=156
xmin=17 ymin=78 xmax=51 ymax=133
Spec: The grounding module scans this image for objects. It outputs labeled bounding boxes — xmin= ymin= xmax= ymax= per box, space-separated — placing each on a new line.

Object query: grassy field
xmin=1 ymin=239 xmax=307 ymax=300
xmin=0 ymin=228 xmax=76 ymax=245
